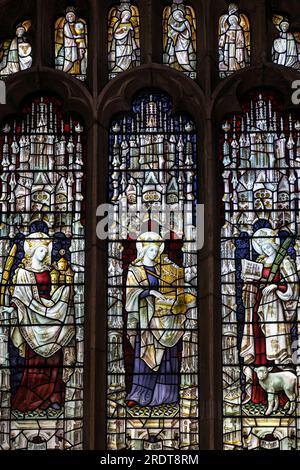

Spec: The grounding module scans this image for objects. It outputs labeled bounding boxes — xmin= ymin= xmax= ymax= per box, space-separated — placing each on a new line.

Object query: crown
xmin=24 ymin=232 xmax=52 ymax=253
xmin=66 ymin=6 xmax=76 ymax=14
xmin=137 ymin=231 xmax=163 ymax=246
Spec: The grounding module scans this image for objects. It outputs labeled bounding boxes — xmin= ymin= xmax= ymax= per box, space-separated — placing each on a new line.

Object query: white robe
xmin=166 ymin=17 xmax=195 ymax=72
xmin=11 ymin=267 xmax=75 ymax=358
xmin=110 ymin=21 xmax=137 ymax=73
xmin=273 ymin=33 xmax=299 ymax=68
xmin=126 ymin=262 xmax=187 ymax=371
xmin=241 ymin=256 xmax=299 ymax=365
xmin=0 ymin=38 xmax=32 ymax=75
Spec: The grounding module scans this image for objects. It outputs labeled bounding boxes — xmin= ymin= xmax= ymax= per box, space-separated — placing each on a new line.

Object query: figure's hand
xmin=149 ymin=290 xmax=167 ymax=302
xmin=262 ymin=284 xmax=278 ymax=296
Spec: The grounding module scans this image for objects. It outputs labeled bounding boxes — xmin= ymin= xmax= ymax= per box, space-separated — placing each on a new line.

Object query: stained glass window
xmin=0 ymin=95 xmax=86 ymax=450
xmin=54 ymin=6 xmax=88 ymax=82
xmin=218 ymin=3 xmax=250 ymax=78
xmin=108 ymin=0 xmax=140 ymax=80
xmin=272 ymin=15 xmax=300 ymax=70
xmin=0 ymin=20 xmax=32 ymax=79
xmin=107 ymin=90 xmax=198 ymax=450
xmin=221 ymin=90 xmax=300 ymax=450
xmin=163 ymin=1 xmax=196 ymax=79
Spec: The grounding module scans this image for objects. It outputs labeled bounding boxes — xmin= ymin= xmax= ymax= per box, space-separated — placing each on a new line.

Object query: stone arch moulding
xmin=0 ymin=69 xmax=94 ymax=126
xmin=211 ymin=63 xmax=300 ymax=124
xmin=97 ymin=64 xmax=207 ymax=130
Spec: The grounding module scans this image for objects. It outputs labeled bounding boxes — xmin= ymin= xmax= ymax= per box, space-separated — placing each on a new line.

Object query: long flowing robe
xmin=221 ymin=24 xmax=247 ymax=72
xmin=10 ymin=269 xmax=75 ymax=411
xmin=272 ymin=32 xmax=299 ymax=68
xmin=126 ymin=262 xmax=186 ymax=372
xmin=110 ymin=20 xmax=138 ymax=73
xmin=165 ymin=15 xmax=195 ymax=72
xmin=0 ymin=38 xmax=32 ymax=75
xmin=126 ymin=264 xmax=181 ymax=406
xmin=241 ymin=256 xmax=299 ymax=403
xmin=56 ymin=19 xmax=87 ymax=75
xmin=11 ymin=267 xmax=75 ymax=358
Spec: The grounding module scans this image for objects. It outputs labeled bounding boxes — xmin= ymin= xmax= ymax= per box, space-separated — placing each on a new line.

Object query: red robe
xmin=251 ymin=267 xmax=288 ymax=405
xmin=11 ymin=271 xmax=65 ymax=412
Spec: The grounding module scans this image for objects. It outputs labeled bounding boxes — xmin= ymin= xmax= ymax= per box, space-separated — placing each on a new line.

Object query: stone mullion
xmin=83 ymin=117 xmax=101 ymax=449
xmin=198 ymin=113 xmax=223 ymax=450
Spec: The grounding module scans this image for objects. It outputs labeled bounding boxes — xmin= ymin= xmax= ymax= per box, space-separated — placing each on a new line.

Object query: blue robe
xmin=126 ymin=265 xmax=180 ymax=406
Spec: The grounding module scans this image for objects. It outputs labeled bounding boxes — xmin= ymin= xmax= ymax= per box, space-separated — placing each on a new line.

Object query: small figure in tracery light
xmin=163 ymin=0 xmax=196 ymax=79
xmin=108 ymin=0 xmax=140 ymax=79
xmin=0 ymin=21 xmax=32 ymax=78
xmin=218 ymin=3 xmax=250 ymax=78
xmin=55 ymin=6 xmax=88 ymax=81
xmin=272 ymin=15 xmax=300 ymax=70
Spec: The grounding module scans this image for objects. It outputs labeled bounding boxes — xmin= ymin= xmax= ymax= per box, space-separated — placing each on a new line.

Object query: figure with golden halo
xmin=125 ymin=231 xmax=195 ymax=408
xmin=240 ymin=228 xmax=299 ymax=408
xmin=108 ymin=3 xmax=140 ymax=78
xmin=1 ymin=232 xmax=75 ymax=413
xmin=55 ymin=6 xmax=88 ymax=79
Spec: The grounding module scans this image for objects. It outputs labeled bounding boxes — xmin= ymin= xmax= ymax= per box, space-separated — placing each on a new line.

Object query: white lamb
xmin=255 ymin=366 xmax=297 ymax=416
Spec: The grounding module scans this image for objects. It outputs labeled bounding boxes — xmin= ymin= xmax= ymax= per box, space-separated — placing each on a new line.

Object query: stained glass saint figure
xmin=125 ymin=232 xmax=196 ymax=409
xmin=0 ymin=96 xmax=86 ymax=449
xmin=240 ymin=229 xmax=299 ymax=415
xmin=163 ymin=0 xmax=196 ymax=79
xmin=55 ymin=6 xmax=88 ymax=81
xmin=272 ymin=15 xmax=300 ymax=70
xmin=0 ymin=21 xmax=32 ymax=78
xmin=221 ymin=90 xmax=300 ymax=449
xmin=0 ymin=233 xmax=76 ymax=415
xmin=218 ymin=3 xmax=250 ymax=78
xmin=108 ymin=0 xmax=140 ymax=79
xmin=107 ymin=91 xmax=198 ymax=449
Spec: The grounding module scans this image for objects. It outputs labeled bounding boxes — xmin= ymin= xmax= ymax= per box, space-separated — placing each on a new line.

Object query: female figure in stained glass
xmin=240 ymin=229 xmax=299 ymax=406
xmin=125 ymin=232 xmax=193 ymax=408
xmin=164 ymin=7 xmax=196 ymax=73
xmin=0 ymin=21 xmax=32 ymax=77
xmin=109 ymin=9 xmax=139 ymax=76
xmin=1 ymin=232 xmax=75 ymax=413
xmin=218 ymin=4 xmax=250 ymax=76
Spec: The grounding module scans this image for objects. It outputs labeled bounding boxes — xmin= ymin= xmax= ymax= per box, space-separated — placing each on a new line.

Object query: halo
xmin=136 ymin=231 xmax=164 ymax=260
xmin=24 ymin=232 xmax=52 ymax=256
xmin=252 ymin=228 xmax=280 ymax=255
xmin=16 ymin=20 xmax=32 ymax=33
xmin=272 ymin=14 xmax=290 ymax=30
xmin=66 ymin=6 xmax=76 ymax=14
